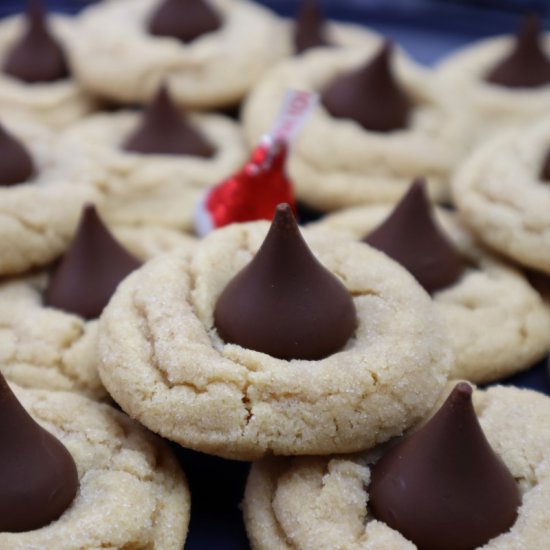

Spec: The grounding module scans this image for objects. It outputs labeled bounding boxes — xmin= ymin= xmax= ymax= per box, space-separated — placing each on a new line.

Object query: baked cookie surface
xmin=68 ymin=0 xmax=288 ymax=109
xmin=98 ymin=220 xmax=453 ymax=460
xmin=0 ymin=383 xmax=190 ymax=550
xmin=244 ymin=385 xmax=550 ymax=549
xmin=453 ymin=118 xmax=550 ymax=275
xmin=317 ymin=204 xmax=550 ymax=383
xmin=57 ymin=109 xmax=247 ymax=231
xmin=436 ymin=28 xmax=550 ymax=146
xmin=242 ymin=46 xmax=466 ymax=211
xmin=0 ymin=116 xmax=102 ymax=277
xmin=0 ymin=224 xmax=197 ymax=400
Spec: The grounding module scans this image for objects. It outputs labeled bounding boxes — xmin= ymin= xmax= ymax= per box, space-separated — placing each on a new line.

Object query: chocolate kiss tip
xmin=0 ymin=121 xmax=35 ymax=186
xmin=214 ymin=203 xmax=357 ymax=360
xmin=44 ymin=204 xmax=141 ymax=320
xmin=485 ymin=14 xmax=550 ymax=88
xmin=0 ymin=372 xmax=78 ymax=533
xmin=3 ymin=0 xmax=69 ymax=84
xmin=320 ymin=40 xmax=411 ymax=132
xmin=123 ymin=84 xmax=215 ymax=157
xmin=294 ymin=0 xmax=331 ymax=54
xmin=364 ymin=178 xmax=465 ymax=293
xmin=148 ymin=0 xmax=222 ymax=44
xmin=369 ymin=382 xmax=521 ymax=550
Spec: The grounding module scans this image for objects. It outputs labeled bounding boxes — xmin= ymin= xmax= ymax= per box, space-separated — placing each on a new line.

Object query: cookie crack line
xmin=471 ymin=184 xmax=550 ymax=235
xmin=0 ymin=209 xmax=49 ymax=235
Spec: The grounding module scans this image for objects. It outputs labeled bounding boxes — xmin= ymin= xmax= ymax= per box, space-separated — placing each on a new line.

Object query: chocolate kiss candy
xmin=540 ymin=148 xmax=550 ymax=181
xmin=3 ymin=0 xmax=69 ymax=84
xmin=369 ymin=383 xmax=521 ymax=550
xmin=0 ymin=372 xmax=78 ymax=532
xmin=294 ymin=0 xmax=331 ymax=54
xmin=0 ymin=122 xmax=35 ymax=186
xmin=214 ymin=203 xmax=357 ymax=360
xmin=486 ymin=15 xmax=550 ymax=88
xmin=321 ymin=41 xmax=411 ymax=132
xmin=148 ymin=0 xmax=222 ymax=43
xmin=364 ymin=178 xmax=464 ymax=293
xmin=44 ymin=205 xmax=141 ymax=320
xmin=123 ymin=84 xmax=215 ymax=157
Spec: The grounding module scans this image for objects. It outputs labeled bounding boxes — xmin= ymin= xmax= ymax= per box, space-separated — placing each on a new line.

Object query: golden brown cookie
xmin=56 ymin=106 xmax=247 ymax=231
xmin=68 ymin=0 xmax=288 ymax=109
xmin=242 ymin=46 xmax=466 ymax=211
xmin=98 ymin=219 xmax=452 ymax=460
xmin=244 ymin=385 xmax=549 ymax=549
xmin=0 ymin=11 xmax=95 ymax=128
xmin=316 ymin=203 xmax=550 ymax=383
xmin=1 ymin=382 xmax=190 ymax=549
xmin=453 ymin=117 xmax=550 ymax=276
xmin=0 ymin=222 xmax=197 ymax=400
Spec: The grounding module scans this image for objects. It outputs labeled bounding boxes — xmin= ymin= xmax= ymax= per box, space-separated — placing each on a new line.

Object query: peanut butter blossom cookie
xmin=453 ymin=116 xmax=550 ymax=276
xmin=98 ymin=204 xmax=452 ymax=460
xmin=0 ymin=374 xmax=190 ymax=549
xmin=437 ymin=15 xmax=550 ymax=145
xmin=285 ymin=0 xmax=379 ymax=56
xmin=0 ymin=204 xmax=197 ymax=400
xmin=243 ymin=41 xmax=466 ymax=211
xmin=0 ymin=115 xmax=101 ymax=277
xmin=57 ymin=85 xmax=247 ymax=231
xmin=68 ymin=0 xmax=287 ymax=109
xmin=0 ymin=1 xmax=95 ymax=128
xmin=243 ymin=382 xmax=550 ymax=550
xmin=316 ymin=179 xmax=550 ymax=383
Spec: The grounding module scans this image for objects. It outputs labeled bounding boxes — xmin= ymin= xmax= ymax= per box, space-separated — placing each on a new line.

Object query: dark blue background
xmin=2 ymin=1 xmax=550 ymax=548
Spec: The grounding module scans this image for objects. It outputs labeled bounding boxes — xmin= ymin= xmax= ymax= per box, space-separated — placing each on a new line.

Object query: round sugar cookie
xmin=0 ymin=382 xmax=190 ymax=550
xmin=317 ymin=203 xmax=550 ymax=383
xmin=244 ymin=385 xmax=550 ymax=550
xmin=68 ymin=0 xmax=288 ymax=109
xmin=98 ymin=220 xmax=453 ymax=460
xmin=453 ymin=117 xmax=550 ymax=276
xmin=242 ymin=46 xmax=466 ymax=211
xmin=0 ymin=223 xmax=197 ymax=401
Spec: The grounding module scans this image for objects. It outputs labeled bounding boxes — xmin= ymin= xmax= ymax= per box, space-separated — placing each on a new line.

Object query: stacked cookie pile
xmin=2 ymin=1 xmax=550 ymax=549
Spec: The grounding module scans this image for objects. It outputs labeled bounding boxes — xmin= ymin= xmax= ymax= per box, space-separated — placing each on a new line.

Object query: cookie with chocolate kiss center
xmin=486 ymin=14 xmax=550 ymax=88
xmin=369 ymin=383 xmax=521 ymax=550
xmin=123 ymin=85 xmax=215 ymax=157
xmin=321 ymin=41 xmax=411 ymax=132
xmin=0 ymin=373 xmax=78 ymax=533
xmin=148 ymin=0 xmax=222 ymax=44
xmin=0 ymin=122 xmax=35 ymax=186
xmin=364 ymin=178 xmax=464 ymax=293
xmin=214 ymin=203 xmax=357 ymax=360
xmin=3 ymin=0 xmax=69 ymax=84
xmin=294 ymin=0 xmax=331 ymax=54
xmin=44 ymin=205 xmax=142 ymax=320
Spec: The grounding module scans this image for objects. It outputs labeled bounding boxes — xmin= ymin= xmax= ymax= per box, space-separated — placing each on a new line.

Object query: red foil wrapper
xmin=202 ymin=137 xmax=296 ymax=231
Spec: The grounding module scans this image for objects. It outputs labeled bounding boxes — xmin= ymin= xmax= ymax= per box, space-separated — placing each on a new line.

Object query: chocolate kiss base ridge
xmin=148 ymin=0 xmax=222 ymax=44
xmin=321 ymin=41 xmax=411 ymax=133
xmin=365 ymin=178 xmax=465 ymax=293
xmin=294 ymin=0 xmax=331 ymax=54
xmin=369 ymin=383 xmax=521 ymax=550
xmin=485 ymin=14 xmax=550 ymax=88
xmin=0 ymin=373 xmax=78 ymax=533
xmin=0 ymin=122 xmax=35 ymax=186
xmin=123 ymin=84 xmax=215 ymax=158
xmin=3 ymin=0 xmax=69 ymax=84
xmin=214 ymin=203 xmax=357 ymax=360
xmin=44 ymin=204 xmax=142 ymax=320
